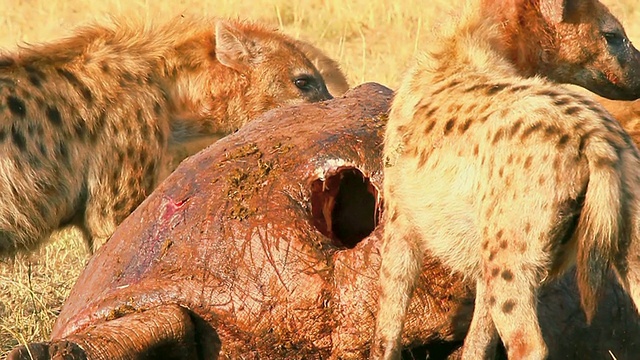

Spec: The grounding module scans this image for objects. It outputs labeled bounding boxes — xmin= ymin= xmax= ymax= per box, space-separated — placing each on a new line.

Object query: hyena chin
xmin=372 ymin=1 xmax=640 ymax=359
xmin=0 ymin=15 xmax=332 ymax=256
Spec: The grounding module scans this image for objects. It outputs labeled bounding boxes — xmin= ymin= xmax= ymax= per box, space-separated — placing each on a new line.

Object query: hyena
xmin=167 ymin=39 xmax=349 ymax=172
xmin=0 ymin=16 xmax=332 ymax=256
xmin=372 ymin=0 xmax=640 ymax=359
xmin=293 ymin=39 xmax=350 ymax=97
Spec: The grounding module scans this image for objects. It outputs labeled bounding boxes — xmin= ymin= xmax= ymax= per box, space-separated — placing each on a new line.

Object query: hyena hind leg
xmin=460 ymin=280 xmax=500 ymax=360
xmin=371 ymin=217 xmax=425 ymax=360
xmin=475 ymin=249 xmax=547 ymax=360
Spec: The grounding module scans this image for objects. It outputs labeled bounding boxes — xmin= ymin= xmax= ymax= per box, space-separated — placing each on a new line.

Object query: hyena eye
xmin=603 ymin=32 xmax=625 ymax=47
xmin=294 ymin=75 xmax=314 ymax=91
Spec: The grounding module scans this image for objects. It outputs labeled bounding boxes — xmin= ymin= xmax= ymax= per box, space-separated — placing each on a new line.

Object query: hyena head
xmin=534 ymin=0 xmax=640 ymax=100
xmin=214 ymin=20 xmax=333 ymax=107
xmin=292 ymin=39 xmax=350 ymax=97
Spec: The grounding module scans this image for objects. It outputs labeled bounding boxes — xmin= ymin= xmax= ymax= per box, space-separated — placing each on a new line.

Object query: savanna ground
xmin=0 ymin=0 xmax=638 ymax=357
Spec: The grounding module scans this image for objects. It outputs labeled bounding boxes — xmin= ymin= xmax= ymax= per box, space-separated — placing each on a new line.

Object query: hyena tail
xmin=575 ymin=135 xmax=627 ymax=323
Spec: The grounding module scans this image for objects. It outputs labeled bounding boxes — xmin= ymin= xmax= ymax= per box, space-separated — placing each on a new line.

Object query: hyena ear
xmin=214 ymin=20 xmax=258 ymax=73
xmin=539 ymin=0 xmax=587 ymax=24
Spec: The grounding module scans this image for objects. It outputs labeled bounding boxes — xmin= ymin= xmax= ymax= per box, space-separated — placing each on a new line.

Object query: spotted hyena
xmin=372 ymin=0 xmax=640 ymax=359
xmin=0 ymin=16 xmax=332 ymax=256
xmin=167 ymin=39 xmax=349 ymax=173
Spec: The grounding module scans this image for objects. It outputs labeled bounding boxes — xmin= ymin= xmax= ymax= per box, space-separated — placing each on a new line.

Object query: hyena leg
xmin=371 ymin=217 xmax=424 ymax=360
xmin=81 ymin=196 xmax=118 ymax=254
xmin=460 ymin=279 xmax=499 ymax=360
xmin=484 ymin=252 xmax=547 ymax=360
xmin=82 ymin=164 xmax=159 ymax=253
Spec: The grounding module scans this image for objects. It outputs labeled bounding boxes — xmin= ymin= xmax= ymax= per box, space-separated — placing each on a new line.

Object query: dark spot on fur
xmin=154 ymin=101 xmax=163 ymax=116
xmin=496 ymin=230 xmax=503 ymax=239
xmin=539 ymin=175 xmax=546 ymax=185
xmin=424 ymin=121 xmax=436 ymax=135
xmin=553 ymin=97 xmax=570 ymax=106
xmin=74 ymin=118 xmax=87 ymax=138
xmin=519 ymin=242 xmax=527 ymax=253
xmin=521 ymin=122 xmax=541 ymax=140
xmin=489 ymin=296 xmax=496 ymax=306
xmin=501 ymin=269 xmax=514 ymax=281
xmin=509 ymin=84 xmax=530 ymax=92
xmin=473 ymin=144 xmax=479 ymax=156
xmin=523 ymin=156 xmax=533 ymax=169
xmin=491 ymin=267 xmax=500 ymax=277
xmin=57 ymin=68 xmax=93 ymax=103
xmin=564 ymin=106 xmax=581 ymax=115
xmin=502 ymin=299 xmax=516 ymax=314
xmin=25 ymin=66 xmax=47 ymax=88
xmin=57 ymin=141 xmax=70 ymax=165
xmin=486 ymin=84 xmax=508 ymax=95
xmin=11 ymin=126 xmax=26 ymax=151
xmin=557 ymin=134 xmax=570 ymax=148
xmin=492 ymin=128 xmax=506 ymax=144
xmin=509 ymin=120 xmax=523 ymax=138
xmin=122 ymin=71 xmax=135 ymax=83
xmin=544 ymin=125 xmax=559 ymax=138
xmin=463 ymin=84 xmax=487 ymax=93
xmin=34 ymin=141 xmax=46 ymax=156
xmin=7 ymin=96 xmax=26 ymax=118
xmin=459 ymin=119 xmax=472 ymax=133
xmin=101 ymin=62 xmax=110 ymax=73
xmin=594 ymin=156 xmax=616 ymax=168
xmin=537 ymin=90 xmax=561 ymax=98
xmin=46 ymin=105 xmax=62 ymax=126
xmin=444 ymin=118 xmax=456 ymax=134
xmin=0 ymin=57 xmax=15 ymax=67
xmin=500 ymin=240 xmax=508 ymax=249
xmin=488 ymin=250 xmax=496 ymax=262
xmin=113 ymin=199 xmax=127 ymax=212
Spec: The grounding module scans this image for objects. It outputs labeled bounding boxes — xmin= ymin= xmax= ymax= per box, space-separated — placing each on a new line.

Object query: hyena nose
xmin=319 ymin=87 xmax=333 ymax=101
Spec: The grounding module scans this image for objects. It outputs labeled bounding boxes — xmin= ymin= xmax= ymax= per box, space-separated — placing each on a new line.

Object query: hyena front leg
xmin=460 ymin=279 xmax=499 ymax=360
xmin=474 ymin=228 xmax=548 ymax=360
xmin=82 ymin=158 xmax=163 ymax=253
xmin=371 ymin=213 xmax=425 ymax=360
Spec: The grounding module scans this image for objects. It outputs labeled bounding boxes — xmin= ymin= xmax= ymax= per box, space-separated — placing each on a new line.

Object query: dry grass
xmin=0 ymin=0 xmax=639 ymax=357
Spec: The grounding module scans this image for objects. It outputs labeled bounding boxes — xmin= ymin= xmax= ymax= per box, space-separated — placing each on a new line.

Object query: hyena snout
xmin=298 ymin=76 xmax=333 ymax=102
xmin=592 ymin=36 xmax=640 ymax=101
xmin=613 ymin=42 xmax=640 ymax=100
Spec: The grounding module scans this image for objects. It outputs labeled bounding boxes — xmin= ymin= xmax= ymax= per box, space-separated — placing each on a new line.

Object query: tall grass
xmin=0 ymin=0 xmax=638 ymax=357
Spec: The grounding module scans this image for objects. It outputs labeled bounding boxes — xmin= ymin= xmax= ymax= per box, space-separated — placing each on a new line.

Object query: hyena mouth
xmin=310 ymin=167 xmax=379 ymax=249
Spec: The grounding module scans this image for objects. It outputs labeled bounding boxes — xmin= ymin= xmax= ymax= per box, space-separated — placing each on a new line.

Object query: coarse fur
xmin=0 ymin=15 xmax=332 ymax=256
xmin=166 ymin=39 xmax=349 ymax=173
xmin=372 ymin=0 xmax=640 ymax=359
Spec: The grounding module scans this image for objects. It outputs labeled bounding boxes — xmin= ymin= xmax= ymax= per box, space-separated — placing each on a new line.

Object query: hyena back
xmin=372 ymin=0 xmax=640 ymax=359
xmin=0 ymin=16 xmax=332 ymax=256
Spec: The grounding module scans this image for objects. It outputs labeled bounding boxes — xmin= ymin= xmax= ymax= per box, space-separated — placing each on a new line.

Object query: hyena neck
xmin=160 ymin=29 xmax=254 ymax=142
xmin=486 ymin=0 xmax=556 ymax=78
xmin=418 ymin=2 xmax=520 ymax=85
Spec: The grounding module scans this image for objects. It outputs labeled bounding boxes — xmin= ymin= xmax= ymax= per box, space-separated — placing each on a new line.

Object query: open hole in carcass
xmin=310 ymin=167 xmax=379 ymax=249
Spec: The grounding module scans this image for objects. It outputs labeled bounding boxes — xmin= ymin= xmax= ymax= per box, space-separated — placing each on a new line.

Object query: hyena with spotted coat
xmin=0 ymin=16 xmax=331 ymax=256
xmin=166 ymin=39 xmax=349 ymax=173
xmin=372 ymin=0 xmax=640 ymax=359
